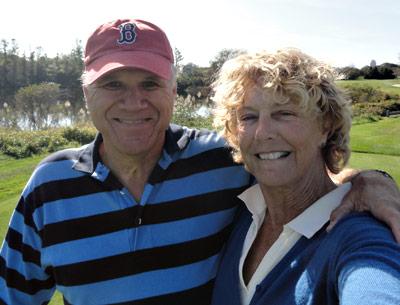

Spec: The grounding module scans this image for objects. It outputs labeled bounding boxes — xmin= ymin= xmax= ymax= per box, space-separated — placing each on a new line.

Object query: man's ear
xmin=82 ymin=86 xmax=88 ymax=101
xmin=172 ymin=83 xmax=177 ymax=96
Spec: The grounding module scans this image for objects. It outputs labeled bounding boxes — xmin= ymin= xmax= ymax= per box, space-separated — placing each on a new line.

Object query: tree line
xmin=337 ymin=60 xmax=400 ymax=80
xmin=0 ymin=39 xmax=84 ymax=129
xmin=0 ymin=38 xmax=398 ymax=130
xmin=0 ymin=38 xmax=244 ymax=130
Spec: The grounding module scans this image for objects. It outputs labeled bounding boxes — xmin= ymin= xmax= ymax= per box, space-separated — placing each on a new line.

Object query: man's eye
xmin=142 ymin=80 xmax=160 ymax=90
xmin=102 ymin=81 xmax=123 ymax=90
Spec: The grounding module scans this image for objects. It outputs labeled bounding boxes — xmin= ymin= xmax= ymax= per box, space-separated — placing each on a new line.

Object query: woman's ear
xmin=320 ymin=117 xmax=332 ymax=147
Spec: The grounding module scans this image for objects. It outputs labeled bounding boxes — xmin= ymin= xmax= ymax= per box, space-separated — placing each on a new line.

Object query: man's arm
xmin=1 ymin=188 xmax=56 ymax=304
xmin=328 ymin=169 xmax=400 ymax=243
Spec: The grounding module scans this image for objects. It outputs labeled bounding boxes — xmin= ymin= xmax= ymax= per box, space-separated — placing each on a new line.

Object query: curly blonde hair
xmin=212 ymin=48 xmax=352 ymax=174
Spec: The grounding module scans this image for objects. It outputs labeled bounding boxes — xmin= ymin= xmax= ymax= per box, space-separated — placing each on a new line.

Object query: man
xmin=1 ymin=19 xmax=399 ymax=305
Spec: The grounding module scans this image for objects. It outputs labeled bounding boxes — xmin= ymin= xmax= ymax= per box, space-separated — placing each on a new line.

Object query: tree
xmin=337 ymin=66 xmax=363 ymax=80
xmin=14 ymin=82 xmax=61 ymax=130
xmin=377 ymin=66 xmax=396 ymax=79
xmin=209 ymin=48 xmax=246 ymax=76
xmin=362 ymin=63 xmax=396 ymax=80
xmin=177 ymin=63 xmax=211 ymax=98
xmin=174 ymin=47 xmax=184 ymax=74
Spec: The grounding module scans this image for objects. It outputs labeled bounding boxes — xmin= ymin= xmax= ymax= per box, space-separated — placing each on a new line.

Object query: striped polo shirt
xmin=0 ymin=124 xmax=251 ymax=305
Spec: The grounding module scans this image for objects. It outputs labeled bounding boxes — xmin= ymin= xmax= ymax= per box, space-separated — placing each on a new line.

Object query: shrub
xmin=343 ymin=85 xmax=387 ymax=104
xmin=337 ymin=67 xmax=363 ymax=80
xmin=62 ymin=125 xmax=96 ymax=144
xmin=172 ymin=96 xmax=213 ymax=129
xmin=0 ymin=126 xmax=96 ymax=159
xmin=351 ymin=100 xmax=398 ymax=118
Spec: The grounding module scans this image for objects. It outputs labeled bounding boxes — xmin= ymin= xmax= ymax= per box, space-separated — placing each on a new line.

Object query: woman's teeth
xmin=257 ymin=151 xmax=290 ymax=160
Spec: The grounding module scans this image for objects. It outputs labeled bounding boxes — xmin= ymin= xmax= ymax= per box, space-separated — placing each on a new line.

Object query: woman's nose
xmin=255 ymin=116 xmax=276 ymax=140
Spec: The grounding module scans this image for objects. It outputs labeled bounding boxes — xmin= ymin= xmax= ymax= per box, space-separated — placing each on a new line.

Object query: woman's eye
xmin=239 ymin=114 xmax=257 ymax=122
xmin=276 ymin=110 xmax=296 ymax=118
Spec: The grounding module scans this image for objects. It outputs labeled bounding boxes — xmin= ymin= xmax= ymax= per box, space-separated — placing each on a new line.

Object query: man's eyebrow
xmin=143 ymin=75 xmax=162 ymax=81
xmin=95 ymin=75 xmax=116 ymax=84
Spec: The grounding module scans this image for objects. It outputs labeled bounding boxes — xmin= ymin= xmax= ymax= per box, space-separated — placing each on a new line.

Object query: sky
xmin=0 ymin=0 xmax=399 ymax=68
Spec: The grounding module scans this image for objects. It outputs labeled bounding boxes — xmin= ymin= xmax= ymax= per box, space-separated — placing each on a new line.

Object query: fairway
xmin=349 ymin=152 xmax=400 ymax=182
xmin=337 ymin=79 xmax=400 ymax=96
xmin=350 ymin=117 xmax=400 ymax=155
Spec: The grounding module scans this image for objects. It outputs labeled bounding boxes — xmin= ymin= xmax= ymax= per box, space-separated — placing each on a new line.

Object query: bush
xmin=337 ymin=67 xmax=363 ymax=80
xmin=62 ymin=125 xmax=96 ymax=144
xmin=0 ymin=126 xmax=96 ymax=159
xmin=352 ymin=100 xmax=398 ymax=118
xmin=361 ymin=66 xmax=396 ymax=80
xmin=341 ymin=85 xmax=399 ymax=118
xmin=343 ymin=85 xmax=388 ymax=104
xmin=172 ymin=96 xmax=213 ymax=129
xmin=352 ymin=114 xmax=381 ymax=125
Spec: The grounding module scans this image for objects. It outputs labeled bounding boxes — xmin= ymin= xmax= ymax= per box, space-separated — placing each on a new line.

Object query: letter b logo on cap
xmin=118 ymin=23 xmax=137 ymax=44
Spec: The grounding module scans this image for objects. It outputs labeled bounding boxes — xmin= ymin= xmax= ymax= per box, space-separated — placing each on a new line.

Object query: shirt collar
xmin=72 ymin=124 xmax=190 ymax=174
xmin=238 ymin=182 xmax=352 ymax=238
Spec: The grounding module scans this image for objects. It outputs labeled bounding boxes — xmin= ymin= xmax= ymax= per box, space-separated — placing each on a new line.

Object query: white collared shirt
xmin=238 ymin=182 xmax=352 ymax=305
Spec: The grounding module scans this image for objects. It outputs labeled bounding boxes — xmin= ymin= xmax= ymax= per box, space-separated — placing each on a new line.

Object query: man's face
xmin=84 ymin=68 xmax=176 ymax=159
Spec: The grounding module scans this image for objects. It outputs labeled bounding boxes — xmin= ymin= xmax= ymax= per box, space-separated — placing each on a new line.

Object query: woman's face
xmin=236 ymin=87 xmax=328 ymax=188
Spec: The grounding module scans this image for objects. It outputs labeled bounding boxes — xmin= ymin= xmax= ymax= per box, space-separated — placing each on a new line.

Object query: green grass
xmin=337 ymin=79 xmax=400 ymax=96
xmin=0 ymin=117 xmax=399 ymax=304
xmin=350 ymin=117 xmax=400 ymax=156
xmin=349 ymin=152 xmax=400 ymax=182
xmin=0 ymin=154 xmax=45 ymax=238
xmin=0 ymin=153 xmax=63 ymax=305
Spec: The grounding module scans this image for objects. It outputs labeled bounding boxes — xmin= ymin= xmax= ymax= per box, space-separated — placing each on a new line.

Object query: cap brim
xmin=84 ymin=51 xmax=173 ymax=84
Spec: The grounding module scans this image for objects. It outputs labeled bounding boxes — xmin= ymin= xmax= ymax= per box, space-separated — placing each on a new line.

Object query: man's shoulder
xmin=167 ymin=124 xmax=230 ymax=156
xmin=29 ymin=145 xmax=90 ymax=184
xmin=170 ymin=124 xmax=226 ymax=145
xmin=39 ymin=145 xmax=88 ymax=166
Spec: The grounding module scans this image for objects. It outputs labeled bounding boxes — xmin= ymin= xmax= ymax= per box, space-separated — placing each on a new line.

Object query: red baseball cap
xmin=84 ymin=19 xmax=174 ymax=84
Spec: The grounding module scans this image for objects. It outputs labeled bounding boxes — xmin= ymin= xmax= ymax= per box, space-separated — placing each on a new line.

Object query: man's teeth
xmin=115 ymin=118 xmax=151 ymax=124
xmin=257 ymin=151 xmax=290 ymax=160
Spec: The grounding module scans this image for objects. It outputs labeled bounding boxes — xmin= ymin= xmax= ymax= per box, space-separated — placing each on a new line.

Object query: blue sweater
xmin=211 ymin=209 xmax=400 ymax=305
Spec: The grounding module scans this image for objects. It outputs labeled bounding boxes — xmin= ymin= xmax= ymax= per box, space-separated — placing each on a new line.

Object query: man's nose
xmin=122 ymin=87 xmax=147 ymax=109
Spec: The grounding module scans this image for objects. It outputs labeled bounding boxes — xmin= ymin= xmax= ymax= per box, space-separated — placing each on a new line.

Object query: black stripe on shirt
xmin=16 ymin=175 xmax=121 ymax=231
xmin=109 ymin=279 xmax=214 ymax=305
xmin=18 ymin=147 xmax=242 ymax=228
xmin=0 ymin=256 xmax=54 ymax=295
xmin=40 ymin=187 xmax=244 ymax=247
xmin=149 ymin=147 xmax=238 ymax=184
xmin=5 ymin=228 xmax=41 ymax=266
xmin=52 ymin=223 xmax=232 ymax=286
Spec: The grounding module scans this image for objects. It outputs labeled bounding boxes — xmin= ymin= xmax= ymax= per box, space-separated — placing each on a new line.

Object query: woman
xmin=211 ymin=49 xmax=400 ymax=305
